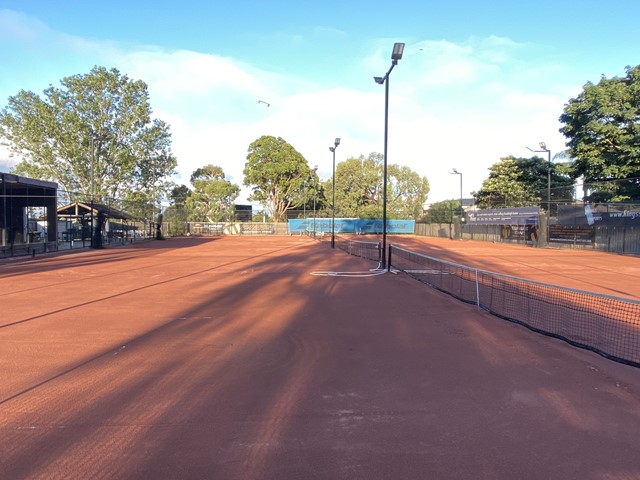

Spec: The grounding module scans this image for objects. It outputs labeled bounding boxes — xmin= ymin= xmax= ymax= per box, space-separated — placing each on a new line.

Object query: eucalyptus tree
xmin=186 ymin=165 xmax=240 ymax=222
xmin=243 ymin=135 xmax=313 ymax=221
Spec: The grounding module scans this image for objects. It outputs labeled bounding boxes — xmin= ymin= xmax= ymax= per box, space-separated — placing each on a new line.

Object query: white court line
xmin=310 ymin=269 xmax=386 ymax=277
xmin=402 ymin=269 xmax=450 ymax=275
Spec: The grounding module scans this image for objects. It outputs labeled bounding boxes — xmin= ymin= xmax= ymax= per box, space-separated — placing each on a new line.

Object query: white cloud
xmin=0 ymin=9 xmax=48 ymax=42
xmin=0 ymin=12 xmax=578 ymax=207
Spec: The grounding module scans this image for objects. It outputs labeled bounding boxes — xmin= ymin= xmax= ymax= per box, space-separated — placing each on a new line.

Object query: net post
xmin=387 ymin=244 xmax=391 ymax=272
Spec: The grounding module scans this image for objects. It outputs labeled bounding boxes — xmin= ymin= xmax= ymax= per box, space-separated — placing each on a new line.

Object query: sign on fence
xmin=549 ymin=225 xmax=595 ymax=244
xmin=466 ymin=207 xmax=539 ymax=225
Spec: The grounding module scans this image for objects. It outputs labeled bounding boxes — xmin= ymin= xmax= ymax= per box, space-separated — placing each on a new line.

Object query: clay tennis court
xmin=387 ymin=235 xmax=640 ymax=300
xmin=1 ymin=236 xmax=640 ymax=479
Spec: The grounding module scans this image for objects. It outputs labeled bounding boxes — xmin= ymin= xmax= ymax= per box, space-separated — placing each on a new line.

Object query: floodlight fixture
xmin=374 ymin=76 xmax=385 ymax=84
xmin=391 ymin=42 xmax=405 ymax=61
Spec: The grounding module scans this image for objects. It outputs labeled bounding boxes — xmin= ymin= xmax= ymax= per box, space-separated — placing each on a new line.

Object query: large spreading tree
xmin=559 ymin=65 xmax=640 ymax=202
xmin=0 ymin=66 xmax=177 ymax=204
xmin=243 ymin=135 xmax=315 ymax=222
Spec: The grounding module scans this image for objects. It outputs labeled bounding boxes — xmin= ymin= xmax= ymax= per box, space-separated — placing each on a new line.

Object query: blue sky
xmin=1 ymin=0 xmax=639 ymax=204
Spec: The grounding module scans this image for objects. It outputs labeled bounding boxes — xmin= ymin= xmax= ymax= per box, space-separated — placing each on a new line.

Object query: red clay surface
xmin=387 ymin=235 xmax=640 ymax=300
xmin=1 ymin=236 xmax=640 ymax=479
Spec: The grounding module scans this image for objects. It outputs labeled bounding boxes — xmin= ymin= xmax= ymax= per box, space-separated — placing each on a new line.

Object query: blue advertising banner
xmin=288 ymin=218 xmax=415 ymax=234
xmin=466 ymin=207 xmax=539 ymax=225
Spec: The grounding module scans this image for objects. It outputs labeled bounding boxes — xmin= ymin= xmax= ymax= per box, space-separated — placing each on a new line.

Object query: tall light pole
xmin=374 ymin=42 xmax=405 ymax=269
xmin=450 ymin=168 xmax=463 ymax=218
xmin=330 ymin=138 xmax=341 ymax=248
xmin=527 ymin=142 xmax=552 ymax=241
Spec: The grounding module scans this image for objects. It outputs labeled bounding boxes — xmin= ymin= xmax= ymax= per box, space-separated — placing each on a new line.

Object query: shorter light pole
xmin=330 ymin=138 xmax=340 ymax=248
xmin=527 ymin=142 xmax=552 ymax=241
xmin=541 ymin=142 xmax=551 ymax=216
xmin=312 ymin=165 xmax=318 ymax=235
xmin=313 ymin=194 xmax=316 ymax=235
xmin=450 ymin=168 xmax=463 ymax=218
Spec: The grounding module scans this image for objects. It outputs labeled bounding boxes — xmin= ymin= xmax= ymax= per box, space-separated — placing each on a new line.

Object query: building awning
xmin=57 ymin=202 xmax=136 ymax=221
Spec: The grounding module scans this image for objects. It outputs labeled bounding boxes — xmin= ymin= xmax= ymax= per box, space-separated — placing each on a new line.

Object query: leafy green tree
xmin=0 ymin=66 xmax=176 ymax=201
xmin=162 ymin=184 xmax=191 ymax=235
xmin=169 ymin=184 xmax=191 ymax=208
xmin=333 ymin=154 xmax=382 ymax=218
xmin=243 ymin=136 xmax=312 ymax=222
xmin=517 ymin=156 xmax=575 ymax=211
xmin=473 ymin=156 xmax=539 ymax=208
xmin=559 ymin=65 xmax=640 ymax=202
xmin=425 ymin=200 xmax=459 ymax=223
xmin=298 ymin=169 xmax=327 ymax=217
xmin=186 ymin=165 xmax=239 ymax=222
xmin=252 ymin=211 xmax=271 ymax=222
xmin=331 ymin=152 xmax=429 ymax=219
xmin=120 ymin=191 xmax=157 ymax=223
xmin=387 ymin=164 xmax=430 ymax=219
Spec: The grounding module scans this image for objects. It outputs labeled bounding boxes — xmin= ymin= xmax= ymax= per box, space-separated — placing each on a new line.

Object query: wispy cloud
xmin=0 ymin=10 xmax=575 ymax=204
xmin=0 ymin=9 xmax=48 ymax=42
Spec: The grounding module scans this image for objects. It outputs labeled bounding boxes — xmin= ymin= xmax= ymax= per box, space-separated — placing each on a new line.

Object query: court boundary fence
xmin=388 ymin=244 xmax=640 ymax=368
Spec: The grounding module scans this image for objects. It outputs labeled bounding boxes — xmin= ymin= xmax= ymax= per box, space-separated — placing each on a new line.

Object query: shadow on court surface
xmin=2 ymin=236 xmax=640 ymax=480
xmin=0 ymin=236 xmax=222 ymax=280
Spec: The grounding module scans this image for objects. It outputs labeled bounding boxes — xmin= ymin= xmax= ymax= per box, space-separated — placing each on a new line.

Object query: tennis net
xmin=389 ymin=244 xmax=640 ymax=368
xmin=335 ymin=235 xmax=382 ymax=264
